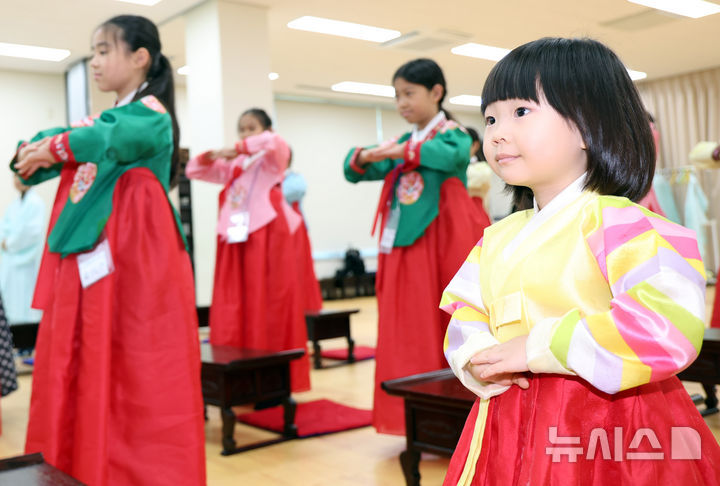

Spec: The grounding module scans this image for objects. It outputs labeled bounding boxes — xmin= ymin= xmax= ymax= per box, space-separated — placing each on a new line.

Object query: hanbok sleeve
xmin=236 ymin=131 xmax=290 ymax=174
xmin=525 ymin=202 xmax=706 ymax=394
xmin=403 ymin=123 xmax=471 ymax=175
xmin=10 ymin=127 xmax=69 ymax=185
xmin=46 ymin=95 xmax=171 ymax=166
xmin=440 ymin=239 xmax=510 ymax=399
xmin=185 ymin=151 xmax=233 ymax=185
xmin=343 ymin=146 xmax=396 ymax=183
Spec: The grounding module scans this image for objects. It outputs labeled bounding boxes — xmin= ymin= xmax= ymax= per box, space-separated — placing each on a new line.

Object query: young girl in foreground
xmin=344 ymin=58 xmax=485 ymax=434
xmin=12 ymin=15 xmax=205 ymax=485
xmin=441 ymin=37 xmax=720 ymax=485
xmin=186 ymin=108 xmax=311 ymax=391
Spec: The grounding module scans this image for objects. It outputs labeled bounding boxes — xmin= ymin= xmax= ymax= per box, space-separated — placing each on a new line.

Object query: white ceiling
xmin=2 ymin=0 xmax=720 ymax=109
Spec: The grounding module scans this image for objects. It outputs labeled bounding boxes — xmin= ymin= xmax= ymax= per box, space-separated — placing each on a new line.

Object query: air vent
xmin=379 ymin=28 xmax=472 ymax=52
xmin=601 ymin=9 xmax=680 ymax=30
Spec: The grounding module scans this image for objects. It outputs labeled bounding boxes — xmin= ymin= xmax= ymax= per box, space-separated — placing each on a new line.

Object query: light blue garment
xmin=282 ymin=171 xmax=307 ymax=211
xmin=683 ymin=172 xmax=709 ymax=265
xmin=652 ymin=172 xmax=681 ymax=224
xmin=0 ymin=189 xmax=45 ymax=324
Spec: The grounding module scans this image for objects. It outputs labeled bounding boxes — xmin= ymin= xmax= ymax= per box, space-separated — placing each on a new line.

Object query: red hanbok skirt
xmin=209 ymin=187 xmax=311 ymax=392
xmin=374 ymin=177 xmax=489 ymax=435
xmin=25 ymin=167 xmax=206 ymax=486
xmin=444 ymin=374 xmax=720 ymax=485
xmin=291 ymin=201 xmax=322 ymax=313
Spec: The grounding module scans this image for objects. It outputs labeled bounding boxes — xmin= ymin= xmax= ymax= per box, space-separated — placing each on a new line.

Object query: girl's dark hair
xmin=240 ymin=108 xmax=272 ymax=130
xmin=465 ymin=126 xmax=486 ymax=161
xmin=393 ymin=58 xmax=454 ymax=121
xmin=100 ymin=15 xmax=180 ymax=187
xmin=481 ymin=37 xmax=655 ymax=208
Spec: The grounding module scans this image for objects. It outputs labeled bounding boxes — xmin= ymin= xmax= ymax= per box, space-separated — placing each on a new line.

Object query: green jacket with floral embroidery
xmin=10 ymin=96 xmax=186 ymax=257
xmin=343 ymin=120 xmax=471 ymax=247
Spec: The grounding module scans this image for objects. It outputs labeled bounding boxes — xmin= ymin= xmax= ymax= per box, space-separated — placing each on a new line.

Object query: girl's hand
xmin=209 ymin=147 xmax=238 ymax=160
xmin=470 ymin=335 xmax=531 ymax=389
xmin=359 ymin=140 xmax=407 ymax=165
xmin=14 ymin=137 xmax=55 ymax=178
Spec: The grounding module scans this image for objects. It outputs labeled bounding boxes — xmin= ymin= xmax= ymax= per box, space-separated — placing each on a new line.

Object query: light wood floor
xmin=1 ymin=294 xmax=719 ymax=485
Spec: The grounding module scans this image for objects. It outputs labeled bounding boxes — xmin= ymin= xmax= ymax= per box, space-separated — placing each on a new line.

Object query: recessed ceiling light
xmin=627 ymin=68 xmax=647 ymax=81
xmin=331 ymin=81 xmax=395 ymax=98
xmin=268 ymin=72 xmax=279 ymax=81
xmin=0 ymin=42 xmax=70 ymax=62
xmin=114 ymin=0 xmax=163 ymax=5
xmin=449 ymin=95 xmax=483 ymax=107
xmin=451 ymin=42 xmax=511 ymax=62
xmin=288 ymin=16 xmax=401 ymax=43
xmin=177 ymin=65 xmax=189 ymax=76
xmin=627 ymin=0 xmax=720 ymax=18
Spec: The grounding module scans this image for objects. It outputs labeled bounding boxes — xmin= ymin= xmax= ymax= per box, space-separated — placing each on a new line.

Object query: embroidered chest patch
xmin=228 ymin=179 xmax=247 ymax=209
xmin=69 ymin=163 xmax=98 ymax=203
xmin=396 ymin=171 xmax=424 ymax=205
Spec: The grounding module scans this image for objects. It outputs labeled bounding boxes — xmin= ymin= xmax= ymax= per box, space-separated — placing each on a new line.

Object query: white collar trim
xmin=501 ymin=173 xmax=587 ymax=260
xmin=412 ymin=111 xmax=445 ymax=142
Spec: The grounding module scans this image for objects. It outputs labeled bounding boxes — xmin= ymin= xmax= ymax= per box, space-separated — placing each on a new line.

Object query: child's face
xmin=393 ymin=77 xmax=442 ymax=126
xmin=89 ymin=28 xmax=144 ymax=95
xmin=483 ymin=94 xmax=587 ymax=199
xmin=238 ymin=115 xmax=265 ymax=140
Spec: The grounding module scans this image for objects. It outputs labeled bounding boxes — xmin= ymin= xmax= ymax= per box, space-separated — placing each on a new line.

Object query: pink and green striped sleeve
xmin=440 ymin=239 xmax=511 ymax=399
xmin=526 ymin=199 xmax=706 ymax=394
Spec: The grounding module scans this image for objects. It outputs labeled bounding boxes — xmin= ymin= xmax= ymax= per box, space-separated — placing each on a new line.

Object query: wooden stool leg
xmin=312 ymin=340 xmax=322 ymax=369
xmin=399 ymin=449 xmax=421 ymax=486
xmin=282 ymin=396 xmax=299 ymax=438
xmin=347 ymin=336 xmax=355 ymax=364
xmin=220 ymin=407 xmax=238 ymax=455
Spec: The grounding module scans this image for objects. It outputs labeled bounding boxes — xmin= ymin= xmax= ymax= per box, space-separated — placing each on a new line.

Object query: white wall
xmin=0 ymin=70 xmax=66 ymax=226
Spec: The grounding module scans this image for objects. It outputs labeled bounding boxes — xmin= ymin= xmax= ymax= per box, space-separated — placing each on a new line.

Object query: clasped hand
xmin=469 ymin=335 xmax=530 ymax=389
xmin=208 ymin=147 xmax=239 ymax=160
xmin=14 ymin=137 xmax=54 ymax=178
xmin=359 ymin=140 xmax=406 ymax=165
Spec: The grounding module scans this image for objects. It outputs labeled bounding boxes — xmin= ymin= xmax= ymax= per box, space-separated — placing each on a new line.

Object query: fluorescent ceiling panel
xmin=627 ymin=0 xmax=720 ymax=18
xmin=288 ymin=16 xmax=401 ymax=42
xmin=0 ymin=42 xmax=70 ymax=62
xmin=451 ymin=42 xmax=511 ymax=61
xmin=331 ymin=81 xmax=395 ymax=98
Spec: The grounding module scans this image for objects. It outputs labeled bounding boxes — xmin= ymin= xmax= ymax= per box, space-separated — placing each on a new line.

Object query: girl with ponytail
xmin=12 ymin=15 xmax=205 ymax=485
xmin=343 ymin=58 xmax=487 ymax=435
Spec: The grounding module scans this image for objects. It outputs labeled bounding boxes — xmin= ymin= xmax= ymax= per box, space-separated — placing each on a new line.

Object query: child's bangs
xmin=480 ymin=55 xmax=540 ymax=113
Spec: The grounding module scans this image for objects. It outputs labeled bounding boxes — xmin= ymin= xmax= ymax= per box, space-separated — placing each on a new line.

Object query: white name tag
xmin=227 ymin=211 xmax=250 ymax=243
xmin=379 ymin=206 xmax=400 ymax=254
xmin=77 ymin=238 xmax=114 ymax=288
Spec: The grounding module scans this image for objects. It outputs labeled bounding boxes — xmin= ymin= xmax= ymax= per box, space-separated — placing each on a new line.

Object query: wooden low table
xmin=305 ymin=309 xmax=360 ymax=369
xmin=0 ymin=453 xmax=84 ymax=485
xmin=382 ymin=368 xmax=475 ymax=486
xmin=678 ymin=327 xmax=720 ymax=416
xmin=200 ymin=343 xmax=305 ymax=455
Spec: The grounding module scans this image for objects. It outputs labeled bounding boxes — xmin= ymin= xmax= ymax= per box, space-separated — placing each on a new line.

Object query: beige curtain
xmin=638 ymin=66 xmax=720 ymax=169
xmin=637 ymin=67 xmax=720 ymax=274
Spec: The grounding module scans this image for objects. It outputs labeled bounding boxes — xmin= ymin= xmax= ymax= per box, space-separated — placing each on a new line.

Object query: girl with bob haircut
xmin=441 ymin=37 xmax=720 ymax=485
xmin=13 ymin=15 xmax=205 ymax=485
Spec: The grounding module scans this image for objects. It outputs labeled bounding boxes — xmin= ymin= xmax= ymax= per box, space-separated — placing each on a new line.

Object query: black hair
xmin=481 ymin=37 xmax=655 ymax=209
xmin=240 ymin=108 xmax=272 ymax=130
xmin=99 ymin=15 xmax=180 ymax=187
xmin=465 ymin=126 xmax=486 ymax=162
xmin=393 ymin=58 xmax=454 ymax=121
